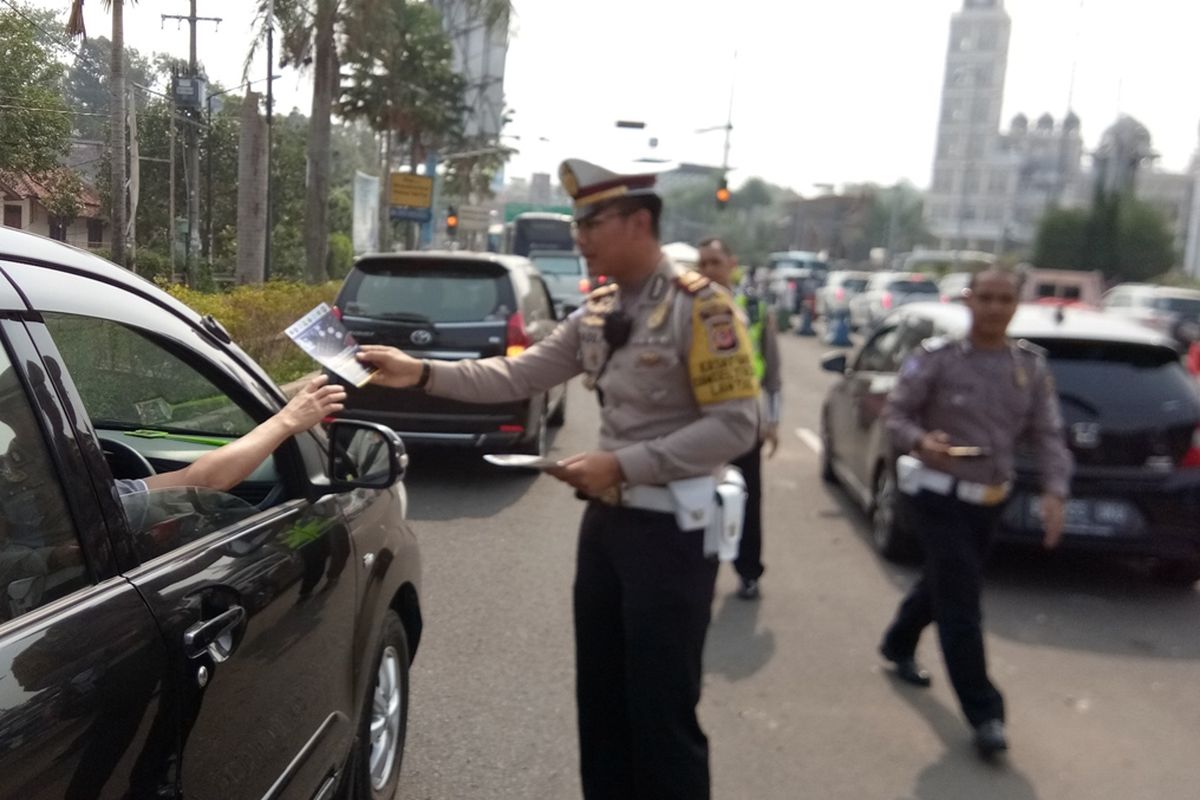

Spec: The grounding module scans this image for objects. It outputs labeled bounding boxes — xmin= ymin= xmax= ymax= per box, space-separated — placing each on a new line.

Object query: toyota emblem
xmin=410 ymin=329 xmax=434 ymax=345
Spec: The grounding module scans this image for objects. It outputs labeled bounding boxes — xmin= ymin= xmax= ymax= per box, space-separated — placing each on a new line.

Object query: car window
xmin=894 ymin=317 xmax=936 ymax=363
xmin=888 ymin=280 xmax=939 ymax=295
xmin=1154 ymin=296 xmax=1200 ymax=316
xmin=42 ymin=314 xmax=256 ymax=437
xmin=0 ymin=347 xmax=89 ymax=624
xmin=531 ymin=256 xmax=583 ymax=276
xmin=843 ymin=279 xmax=869 ymax=292
xmin=1035 ymin=341 xmax=1198 ymax=419
xmin=341 ymin=265 xmax=513 ymax=323
xmin=856 ymin=326 xmax=901 ymax=372
xmin=526 ymin=277 xmax=554 ymax=323
xmin=1105 ymin=293 xmax=1130 ymax=308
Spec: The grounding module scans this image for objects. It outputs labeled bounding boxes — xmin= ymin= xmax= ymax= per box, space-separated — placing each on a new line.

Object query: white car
xmin=816 ymin=270 xmax=871 ymax=317
xmin=848 ymin=272 xmax=940 ymax=331
xmin=1102 ymin=283 xmax=1200 ymax=344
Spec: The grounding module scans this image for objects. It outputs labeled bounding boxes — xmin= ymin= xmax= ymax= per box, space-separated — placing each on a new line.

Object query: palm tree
xmin=67 ymin=0 xmax=131 ymax=268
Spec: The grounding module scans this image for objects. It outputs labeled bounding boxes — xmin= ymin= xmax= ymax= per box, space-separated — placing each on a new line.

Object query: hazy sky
xmin=50 ymin=0 xmax=1200 ymax=194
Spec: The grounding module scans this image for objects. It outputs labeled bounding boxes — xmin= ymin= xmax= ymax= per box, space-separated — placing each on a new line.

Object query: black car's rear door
xmin=9 ymin=264 xmax=360 ymax=799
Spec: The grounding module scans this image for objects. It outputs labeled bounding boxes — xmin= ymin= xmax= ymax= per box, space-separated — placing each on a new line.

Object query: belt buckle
xmin=982 ymin=484 xmax=1009 ymax=506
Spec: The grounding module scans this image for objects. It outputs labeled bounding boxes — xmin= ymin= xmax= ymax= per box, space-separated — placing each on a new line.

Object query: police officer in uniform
xmin=878 ymin=268 xmax=1072 ymax=758
xmin=357 ymin=159 xmax=759 ymax=799
xmin=696 ymin=237 xmax=781 ymax=599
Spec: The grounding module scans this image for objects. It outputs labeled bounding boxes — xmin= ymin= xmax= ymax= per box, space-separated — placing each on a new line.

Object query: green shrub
xmin=327 ymin=232 xmax=354 ymax=279
xmin=161 ymin=280 xmax=341 ymax=383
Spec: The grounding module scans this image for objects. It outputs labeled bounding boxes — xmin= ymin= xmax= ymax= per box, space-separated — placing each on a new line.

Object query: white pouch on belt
xmin=705 ymin=466 xmax=747 ymax=561
xmin=666 ymin=475 xmax=717 ymax=531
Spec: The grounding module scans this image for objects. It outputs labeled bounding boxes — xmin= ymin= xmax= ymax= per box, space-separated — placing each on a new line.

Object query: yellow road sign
xmin=389 ymin=173 xmax=433 ymax=208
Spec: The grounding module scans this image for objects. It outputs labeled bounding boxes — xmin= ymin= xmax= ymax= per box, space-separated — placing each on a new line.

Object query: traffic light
xmin=715 ymin=178 xmax=731 ymax=211
xmin=446 ymin=205 xmax=459 ymax=239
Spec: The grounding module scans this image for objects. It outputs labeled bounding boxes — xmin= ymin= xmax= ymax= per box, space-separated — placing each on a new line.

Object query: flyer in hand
xmin=284 ymin=303 xmax=377 ymax=387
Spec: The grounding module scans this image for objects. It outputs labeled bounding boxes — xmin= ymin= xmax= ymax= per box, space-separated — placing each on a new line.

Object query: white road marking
xmin=794 ymin=427 xmax=823 ymax=455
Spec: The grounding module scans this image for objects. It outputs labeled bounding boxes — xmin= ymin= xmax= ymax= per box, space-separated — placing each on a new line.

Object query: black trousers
xmin=881 ymin=490 xmax=1006 ymax=728
xmin=732 ymin=442 xmax=765 ymax=582
xmin=574 ymin=502 xmax=719 ymax=800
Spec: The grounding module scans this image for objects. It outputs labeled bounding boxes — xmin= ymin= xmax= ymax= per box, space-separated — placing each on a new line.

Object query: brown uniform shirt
xmin=884 ymin=336 xmax=1073 ymax=497
xmin=426 ymin=256 xmax=760 ymax=486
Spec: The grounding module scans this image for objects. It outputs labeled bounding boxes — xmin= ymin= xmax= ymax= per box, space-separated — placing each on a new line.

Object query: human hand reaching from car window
xmin=357 ymin=346 xmax=425 ymax=388
xmin=278 ymin=375 xmax=347 ymax=434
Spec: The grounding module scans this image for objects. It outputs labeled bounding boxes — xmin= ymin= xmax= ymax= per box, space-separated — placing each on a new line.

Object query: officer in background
xmin=696 ymin=237 xmax=780 ymax=599
xmin=878 ymin=268 xmax=1071 ymax=759
xmin=357 ymin=159 xmax=759 ymax=799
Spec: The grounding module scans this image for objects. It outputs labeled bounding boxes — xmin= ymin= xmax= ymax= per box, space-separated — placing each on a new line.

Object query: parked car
xmin=528 ymin=249 xmax=590 ymax=317
xmin=334 ymin=252 xmax=567 ymax=456
xmin=765 ymin=251 xmax=830 ymax=317
xmin=1022 ymin=268 xmax=1104 ymax=307
xmin=938 ymin=271 xmax=973 ymax=303
xmin=816 ymin=270 xmax=871 ymax=317
xmin=0 ymin=226 xmax=422 ymax=798
xmin=1102 ymin=283 xmax=1200 ymax=345
xmin=848 ymin=271 xmax=940 ymax=331
xmin=819 ymin=301 xmax=1200 ymax=585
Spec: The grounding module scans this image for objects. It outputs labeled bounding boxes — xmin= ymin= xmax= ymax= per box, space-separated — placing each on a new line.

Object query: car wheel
xmin=353 ymin=611 xmax=410 ymax=800
xmin=547 ymin=391 xmax=566 ymax=427
xmin=1150 ymin=557 xmax=1200 ymax=588
xmin=871 ymin=470 xmax=916 ymax=562
xmin=820 ymin=413 xmax=837 ymax=484
xmin=517 ymin=405 xmax=549 ymax=458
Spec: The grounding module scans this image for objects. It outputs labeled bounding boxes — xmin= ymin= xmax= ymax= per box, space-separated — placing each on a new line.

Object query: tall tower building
xmin=927 ymin=0 xmax=1012 ymax=248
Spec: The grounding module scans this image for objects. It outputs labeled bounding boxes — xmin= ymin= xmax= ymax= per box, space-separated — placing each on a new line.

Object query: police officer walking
xmin=696 ymin=237 xmax=781 ymax=599
xmin=877 ymin=268 xmax=1072 ymax=758
xmin=357 ymin=159 xmax=759 ymax=799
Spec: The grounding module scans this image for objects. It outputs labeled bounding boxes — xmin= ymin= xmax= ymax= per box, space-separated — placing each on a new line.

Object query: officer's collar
xmin=621 ymin=255 xmax=676 ymax=305
xmin=957 ymin=336 xmax=1014 ymax=355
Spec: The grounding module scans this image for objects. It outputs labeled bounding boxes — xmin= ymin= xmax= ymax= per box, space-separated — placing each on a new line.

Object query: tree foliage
xmin=0 ymin=6 xmax=71 ymax=174
xmin=1033 ymin=196 xmax=1176 ymax=282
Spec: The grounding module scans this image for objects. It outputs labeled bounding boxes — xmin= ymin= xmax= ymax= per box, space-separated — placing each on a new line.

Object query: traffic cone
xmin=823 ymin=310 xmax=853 ymax=347
xmin=796 ymin=305 xmax=816 ymax=337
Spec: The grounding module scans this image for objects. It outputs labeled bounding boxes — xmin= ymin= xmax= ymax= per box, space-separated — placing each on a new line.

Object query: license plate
xmin=1027 ymin=497 xmax=1134 ymax=536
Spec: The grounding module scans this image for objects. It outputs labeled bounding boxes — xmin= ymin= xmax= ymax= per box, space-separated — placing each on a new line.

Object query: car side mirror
xmin=327 ymin=420 xmax=407 ymax=491
xmin=821 ymin=352 xmax=849 ymax=374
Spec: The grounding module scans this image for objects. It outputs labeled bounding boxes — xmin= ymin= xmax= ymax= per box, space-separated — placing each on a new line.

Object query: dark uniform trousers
xmin=731 ymin=442 xmax=764 ymax=583
xmin=881 ymin=490 xmax=1006 ymax=727
xmin=575 ymin=502 xmax=719 ymax=800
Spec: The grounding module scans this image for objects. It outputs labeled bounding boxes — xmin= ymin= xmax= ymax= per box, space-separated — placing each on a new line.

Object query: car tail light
xmin=881 ymin=291 xmax=894 ymax=310
xmin=579 ymin=277 xmax=592 ymax=294
xmin=835 ymin=287 xmax=846 ymax=301
xmin=1179 ymin=426 xmax=1200 ymax=468
xmin=597 ymin=275 xmax=608 ymax=285
xmin=331 ymin=305 xmax=343 ymax=320
xmin=499 ymin=424 xmax=525 ymax=433
xmin=506 ymin=311 xmax=531 ymax=357
xmin=788 ymin=280 xmax=797 ymax=292
xmin=940 ymin=294 xmax=949 ymax=303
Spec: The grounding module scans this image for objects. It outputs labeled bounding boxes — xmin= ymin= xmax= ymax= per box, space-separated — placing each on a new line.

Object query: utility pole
xmin=162 ymin=1 xmax=221 ymax=284
xmin=265 ymin=0 xmax=275 ymax=280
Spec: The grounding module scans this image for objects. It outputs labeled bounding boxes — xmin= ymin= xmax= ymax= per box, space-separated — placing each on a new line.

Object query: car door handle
xmin=183 ymin=605 xmax=246 ymax=663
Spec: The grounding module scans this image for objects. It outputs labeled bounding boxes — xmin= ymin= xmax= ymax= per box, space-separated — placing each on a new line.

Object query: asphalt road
xmin=396 ymin=331 xmax=1200 ymax=800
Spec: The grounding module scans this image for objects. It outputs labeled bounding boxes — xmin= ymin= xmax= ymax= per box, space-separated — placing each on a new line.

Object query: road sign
xmin=389 ymin=173 xmax=433 ymax=208
xmin=456 ymin=205 xmax=492 ymax=233
xmin=390 ymin=206 xmax=432 ymax=223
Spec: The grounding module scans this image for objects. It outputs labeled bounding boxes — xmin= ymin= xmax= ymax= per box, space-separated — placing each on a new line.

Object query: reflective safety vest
xmin=737 ymin=294 xmax=767 ymax=383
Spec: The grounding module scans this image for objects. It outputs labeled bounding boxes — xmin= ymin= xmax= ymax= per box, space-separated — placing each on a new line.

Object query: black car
xmin=820 ymin=302 xmax=1200 ymax=586
xmin=335 ymin=252 xmax=567 ymax=456
xmin=0 ymin=227 xmax=422 ymax=798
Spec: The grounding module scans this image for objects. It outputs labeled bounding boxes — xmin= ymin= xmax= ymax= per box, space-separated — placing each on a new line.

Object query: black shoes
xmin=879 ymin=645 xmax=932 ymax=688
xmin=973 ymin=719 xmax=1008 ymax=758
xmin=736 ymin=578 xmax=761 ymax=600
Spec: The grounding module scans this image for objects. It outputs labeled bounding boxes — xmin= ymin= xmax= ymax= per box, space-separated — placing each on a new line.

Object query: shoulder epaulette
xmin=921 ymin=336 xmax=950 ymax=353
xmin=588 ymin=283 xmax=619 ymax=299
xmin=1015 ymin=338 xmax=1048 ymax=358
xmin=676 ymin=270 xmax=711 ymax=295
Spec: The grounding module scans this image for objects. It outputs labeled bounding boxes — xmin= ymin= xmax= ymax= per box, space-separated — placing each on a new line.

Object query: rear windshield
xmin=1034 ymin=340 xmax=1198 ymax=416
xmin=341 ymin=265 xmax=514 ymax=323
xmin=889 ymin=280 xmax=938 ymax=294
xmin=531 ymin=255 xmax=583 ymax=276
xmin=843 ymin=279 xmax=869 ymax=292
xmin=1154 ymin=296 xmax=1200 ymax=316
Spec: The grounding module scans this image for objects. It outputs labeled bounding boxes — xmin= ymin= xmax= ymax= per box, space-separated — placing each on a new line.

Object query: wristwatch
xmin=416 ymin=359 xmax=431 ymax=389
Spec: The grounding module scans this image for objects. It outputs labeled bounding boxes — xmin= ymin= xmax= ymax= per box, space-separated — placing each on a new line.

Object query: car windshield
xmin=341 ymin=267 xmax=512 ymax=323
xmin=1154 ymin=296 xmax=1200 ymax=316
xmin=531 ymin=256 xmax=583 ymax=276
xmin=890 ymin=280 xmax=938 ymax=295
xmin=1035 ymin=341 xmax=1197 ymax=419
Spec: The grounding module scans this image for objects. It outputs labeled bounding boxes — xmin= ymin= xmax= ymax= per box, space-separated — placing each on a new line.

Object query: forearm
xmin=149 ymin=417 xmax=293 ymax=491
xmin=615 ymin=401 xmax=758 ymax=485
xmin=426 ymin=326 xmax=582 ymax=403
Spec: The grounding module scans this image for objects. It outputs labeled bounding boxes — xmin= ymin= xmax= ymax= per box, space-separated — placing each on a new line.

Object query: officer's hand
xmin=357 ymin=346 xmax=424 ymax=388
xmin=549 ymin=451 xmax=622 ymax=497
xmin=916 ymin=430 xmax=954 ymax=471
xmin=762 ymin=424 xmax=780 ymax=459
xmin=1040 ymin=493 xmax=1066 ymax=549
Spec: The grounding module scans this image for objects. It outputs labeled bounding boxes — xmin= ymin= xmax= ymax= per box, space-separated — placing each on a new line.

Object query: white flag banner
xmin=352 ymin=170 xmax=380 ymax=255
